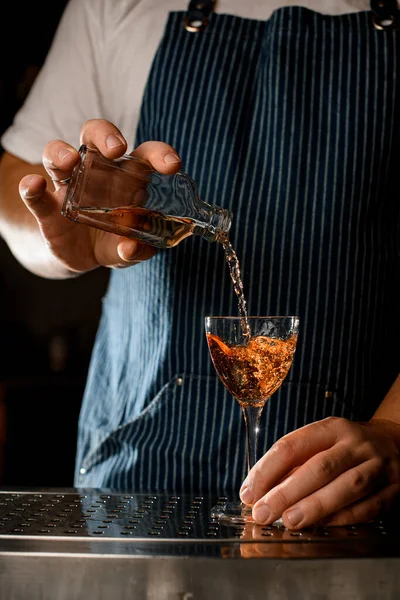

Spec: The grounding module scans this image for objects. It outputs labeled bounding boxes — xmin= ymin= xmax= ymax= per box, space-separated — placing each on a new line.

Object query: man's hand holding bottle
xmin=14 ymin=119 xmax=182 ymax=277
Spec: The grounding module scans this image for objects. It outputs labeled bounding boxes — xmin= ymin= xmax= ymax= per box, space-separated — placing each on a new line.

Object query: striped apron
xmin=75 ymin=4 xmax=400 ymax=495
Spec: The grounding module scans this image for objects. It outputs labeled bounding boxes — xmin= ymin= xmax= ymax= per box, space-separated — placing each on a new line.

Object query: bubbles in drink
xmin=206 ymin=333 xmax=298 ymax=406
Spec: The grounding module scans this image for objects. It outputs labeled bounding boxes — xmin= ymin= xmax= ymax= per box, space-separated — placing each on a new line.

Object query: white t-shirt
xmin=1 ymin=0 xmax=371 ymax=164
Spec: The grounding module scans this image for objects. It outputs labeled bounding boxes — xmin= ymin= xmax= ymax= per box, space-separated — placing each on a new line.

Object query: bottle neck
xmin=192 ymin=198 xmax=232 ymax=242
xmin=198 ymin=206 xmax=231 ymax=242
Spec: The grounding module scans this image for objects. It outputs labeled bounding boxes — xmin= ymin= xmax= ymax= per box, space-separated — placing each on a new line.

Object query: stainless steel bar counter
xmin=0 ymin=488 xmax=399 ymax=599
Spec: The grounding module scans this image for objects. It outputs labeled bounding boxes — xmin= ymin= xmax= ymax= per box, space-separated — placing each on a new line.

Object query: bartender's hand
xmin=19 ymin=119 xmax=182 ymax=275
xmin=240 ymin=416 xmax=400 ymax=529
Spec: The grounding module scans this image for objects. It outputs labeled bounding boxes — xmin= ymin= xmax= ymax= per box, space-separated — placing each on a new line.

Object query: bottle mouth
xmin=202 ymin=207 xmax=232 ymax=241
xmin=207 ymin=206 xmax=232 ymax=240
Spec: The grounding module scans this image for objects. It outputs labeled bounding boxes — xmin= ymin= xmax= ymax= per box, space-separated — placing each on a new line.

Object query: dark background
xmin=0 ymin=2 xmax=109 ymax=487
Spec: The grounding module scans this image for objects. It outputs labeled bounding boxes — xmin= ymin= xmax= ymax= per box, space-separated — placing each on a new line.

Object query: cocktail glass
xmin=205 ymin=316 xmax=300 ymax=525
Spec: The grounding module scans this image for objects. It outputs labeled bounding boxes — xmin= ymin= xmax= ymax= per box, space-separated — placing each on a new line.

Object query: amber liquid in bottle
xmin=76 ymin=206 xmax=204 ymax=248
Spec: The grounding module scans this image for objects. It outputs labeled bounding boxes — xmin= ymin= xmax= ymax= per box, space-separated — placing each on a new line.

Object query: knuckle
xmin=373 ymin=454 xmax=387 ymax=472
xmin=309 ymin=494 xmax=326 ymax=520
xmin=323 ymin=416 xmax=342 ymax=426
xmin=350 ymin=468 xmax=368 ymax=491
xmin=322 ymin=416 xmax=346 ymax=431
xmin=323 ymin=416 xmax=354 ymax=437
xmin=360 ymin=439 xmax=378 ymax=457
xmin=250 ymin=463 xmax=267 ymax=490
xmin=270 ymin=486 xmax=291 ymax=510
xmin=313 ymin=455 xmax=338 ymax=479
xmin=272 ymin=437 xmax=296 ymax=460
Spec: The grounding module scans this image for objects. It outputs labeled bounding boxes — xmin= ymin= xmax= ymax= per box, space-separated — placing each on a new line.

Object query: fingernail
xmin=22 ymin=188 xmax=39 ymax=200
xmin=25 ymin=175 xmax=38 ymax=186
xmin=240 ymin=486 xmax=254 ymax=505
xmin=285 ymin=507 xmax=303 ymax=527
xmin=163 ymin=153 xmax=180 ymax=164
xmin=21 ymin=175 xmax=40 ymax=199
xmin=253 ymin=504 xmax=270 ymax=524
xmin=58 ymin=148 xmax=73 ymax=162
xmin=120 ymin=242 xmax=139 ymax=262
xmin=106 ymin=135 xmax=125 ymax=149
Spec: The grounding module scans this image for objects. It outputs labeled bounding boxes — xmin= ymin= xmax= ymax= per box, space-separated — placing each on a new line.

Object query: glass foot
xmin=210 ymin=501 xmax=252 ymax=526
xmin=210 ymin=501 xmax=284 ymax=528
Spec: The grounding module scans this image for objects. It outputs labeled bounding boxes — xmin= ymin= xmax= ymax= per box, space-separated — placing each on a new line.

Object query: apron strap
xmin=184 ymin=0 xmax=216 ymax=32
xmin=371 ymin=0 xmax=399 ymax=29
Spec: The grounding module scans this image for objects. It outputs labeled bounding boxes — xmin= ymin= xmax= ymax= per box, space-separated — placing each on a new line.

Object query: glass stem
xmin=242 ymin=404 xmax=263 ymax=472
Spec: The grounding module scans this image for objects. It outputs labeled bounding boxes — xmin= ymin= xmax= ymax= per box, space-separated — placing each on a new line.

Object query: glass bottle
xmin=61 ymin=145 xmax=232 ymax=249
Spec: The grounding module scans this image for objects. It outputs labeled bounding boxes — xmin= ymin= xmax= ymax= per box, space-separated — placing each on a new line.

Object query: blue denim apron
xmin=75 ymin=5 xmax=400 ymax=494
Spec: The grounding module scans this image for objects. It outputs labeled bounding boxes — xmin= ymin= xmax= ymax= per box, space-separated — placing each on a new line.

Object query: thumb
xmin=19 ymin=174 xmax=61 ymax=223
xmin=116 ymin=237 xmax=158 ymax=264
xmin=90 ymin=234 xmax=158 ymax=267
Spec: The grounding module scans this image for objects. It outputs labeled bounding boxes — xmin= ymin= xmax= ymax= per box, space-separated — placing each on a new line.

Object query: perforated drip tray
xmin=0 ymin=488 xmax=397 ymax=559
xmin=0 ymin=489 xmax=399 ymax=600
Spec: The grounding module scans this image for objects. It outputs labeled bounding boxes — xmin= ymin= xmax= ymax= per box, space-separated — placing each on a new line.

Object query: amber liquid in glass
xmin=206 ymin=333 xmax=298 ymax=407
